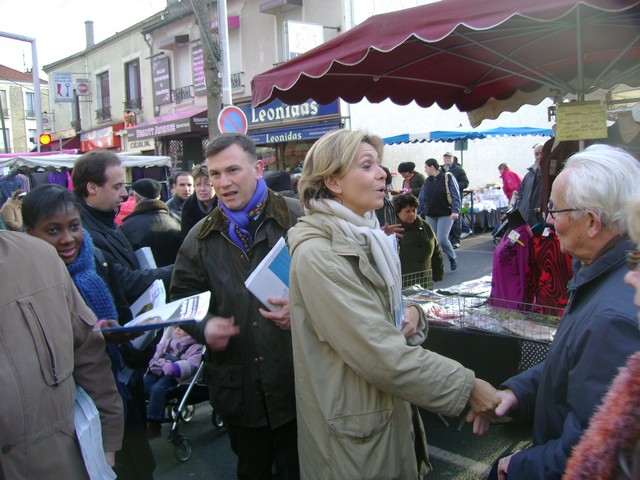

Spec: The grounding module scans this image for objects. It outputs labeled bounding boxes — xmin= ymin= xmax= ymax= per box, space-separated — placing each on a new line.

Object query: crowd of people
xmin=1 ymin=130 xmax=639 ymax=480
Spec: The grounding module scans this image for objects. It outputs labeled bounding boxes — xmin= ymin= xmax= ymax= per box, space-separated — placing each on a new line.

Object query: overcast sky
xmin=0 ymin=0 xmax=167 ymax=78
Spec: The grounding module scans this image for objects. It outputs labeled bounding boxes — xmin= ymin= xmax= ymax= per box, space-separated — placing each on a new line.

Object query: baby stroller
xmin=491 ymin=206 xmax=512 ymax=247
xmin=148 ymin=328 xmax=224 ymax=462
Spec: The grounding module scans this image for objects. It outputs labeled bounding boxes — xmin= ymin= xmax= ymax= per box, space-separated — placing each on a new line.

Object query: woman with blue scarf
xmin=23 ymin=184 xmax=156 ymax=480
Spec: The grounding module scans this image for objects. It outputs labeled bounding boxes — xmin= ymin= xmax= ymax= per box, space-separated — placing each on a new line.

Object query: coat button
xmin=252 ymin=321 xmax=258 ymax=327
xmin=2 ymin=444 xmax=11 ymax=454
xmin=257 ymin=356 xmax=264 ymax=364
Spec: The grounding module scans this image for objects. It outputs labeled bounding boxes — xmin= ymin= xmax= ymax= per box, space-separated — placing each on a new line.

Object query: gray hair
xmin=562 ymin=144 xmax=640 ymax=234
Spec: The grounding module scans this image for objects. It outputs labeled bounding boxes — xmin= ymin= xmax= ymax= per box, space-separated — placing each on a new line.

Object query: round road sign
xmin=217 ymin=106 xmax=248 ymax=134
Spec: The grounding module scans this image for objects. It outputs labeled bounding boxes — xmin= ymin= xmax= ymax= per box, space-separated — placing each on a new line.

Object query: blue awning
xmin=384 ymin=126 xmax=553 ymax=145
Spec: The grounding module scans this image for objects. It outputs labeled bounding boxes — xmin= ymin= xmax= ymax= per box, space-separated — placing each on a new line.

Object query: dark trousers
xmin=226 ymin=419 xmax=300 ymax=480
xmin=143 ymin=372 xmax=177 ymax=420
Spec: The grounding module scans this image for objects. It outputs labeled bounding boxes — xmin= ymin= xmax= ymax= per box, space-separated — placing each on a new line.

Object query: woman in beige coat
xmin=288 ymin=129 xmax=498 ymax=479
xmin=1 ymin=189 xmax=26 ymax=230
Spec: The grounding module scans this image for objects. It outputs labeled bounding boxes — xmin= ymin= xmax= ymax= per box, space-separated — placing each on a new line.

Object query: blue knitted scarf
xmin=67 ymin=229 xmax=117 ymax=321
xmin=67 ymin=229 xmax=130 ymax=416
xmin=219 ymin=177 xmax=268 ymax=253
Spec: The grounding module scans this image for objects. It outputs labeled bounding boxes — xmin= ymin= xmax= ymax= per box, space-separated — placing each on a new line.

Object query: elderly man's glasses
xmin=545 ymin=201 xmax=582 ymax=220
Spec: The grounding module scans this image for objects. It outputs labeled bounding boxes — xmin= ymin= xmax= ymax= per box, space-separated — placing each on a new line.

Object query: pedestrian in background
xmin=392 ymin=192 xmax=444 ymax=287
xmin=166 ymin=171 xmax=194 ymax=223
xmin=514 ymin=143 xmax=544 ymax=226
xmin=419 ymin=158 xmax=461 ymax=271
xmin=0 ymin=188 xmax=26 ymax=230
xmin=180 ymin=164 xmax=217 ymax=238
xmin=498 ymin=163 xmax=523 ymax=204
xmin=120 ymin=178 xmax=182 ymax=267
xmin=443 ymin=152 xmax=469 ymax=248
xmin=396 ymin=161 xmax=425 ymax=197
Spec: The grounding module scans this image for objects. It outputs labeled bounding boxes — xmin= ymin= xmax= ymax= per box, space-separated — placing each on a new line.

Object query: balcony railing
xmin=124 ymin=97 xmax=143 ymax=111
xmin=25 ymin=109 xmax=36 ymax=118
xmin=172 ymin=85 xmax=193 ymax=104
xmin=96 ymin=105 xmax=112 ymax=121
xmin=231 ymin=72 xmax=244 ymax=90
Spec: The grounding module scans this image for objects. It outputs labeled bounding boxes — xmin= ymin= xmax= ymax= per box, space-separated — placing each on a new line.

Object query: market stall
xmin=0 ymin=153 xmax=172 ymax=202
xmin=407 ymin=276 xmax=560 ymax=387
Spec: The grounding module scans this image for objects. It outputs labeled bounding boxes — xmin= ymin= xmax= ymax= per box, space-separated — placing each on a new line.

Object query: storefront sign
xmin=53 ymin=72 xmax=74 ymax=103
xmin=152 ymin=56 xmax=172 ymax=106
xmin=128 ymin=110 xmax=208 ymax=141
xmin=247 ymin=121 xmax=341 ymax=145
xmin=239 ymin=99 xmax=340 ymax=130
xmin=126 ymin=137 xmax=156 ymax=153
xmin=80 ymin=125 xmax=123 ymax=152
xmin=192 ymin=45 xmax=206 ymax=96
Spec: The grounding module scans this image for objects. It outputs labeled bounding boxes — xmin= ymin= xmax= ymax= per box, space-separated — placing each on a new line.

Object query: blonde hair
xmin=627 ymin=196 xmax=640 ymax=245
xmin=298 ymin=130 xmax=384 ymax=211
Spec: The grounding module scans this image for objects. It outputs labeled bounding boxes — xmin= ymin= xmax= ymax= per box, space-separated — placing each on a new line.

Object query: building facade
xmin=0 ymin=65 xmax=49 ymax=153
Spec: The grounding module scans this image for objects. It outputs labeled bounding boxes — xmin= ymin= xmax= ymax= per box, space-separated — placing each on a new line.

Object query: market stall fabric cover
xmin=251 ymin=0 xmax=640 ymax=126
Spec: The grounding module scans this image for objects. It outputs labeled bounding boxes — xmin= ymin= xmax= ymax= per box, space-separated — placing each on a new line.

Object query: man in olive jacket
xmin=171 ymin=134 xmax=302 ymax=479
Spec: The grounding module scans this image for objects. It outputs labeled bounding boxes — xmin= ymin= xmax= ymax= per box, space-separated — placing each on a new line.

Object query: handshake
xmin=465 ymin=379 xmax=518 ymax=436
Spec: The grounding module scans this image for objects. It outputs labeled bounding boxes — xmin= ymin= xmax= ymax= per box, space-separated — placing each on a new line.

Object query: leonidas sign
xmin=128 ymin=109 xmax=208 ymax=141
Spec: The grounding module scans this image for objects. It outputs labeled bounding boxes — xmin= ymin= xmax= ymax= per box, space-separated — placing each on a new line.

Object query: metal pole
xmin=218 ymin=0 xmax=233 ymax=106
xmin=0 ymin=31 xmax=44 ymax=151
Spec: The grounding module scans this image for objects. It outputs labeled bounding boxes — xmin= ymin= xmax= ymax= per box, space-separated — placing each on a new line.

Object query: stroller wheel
xmin=181 ymin=404 xmax=196 ymax=423
xmin=212 ymin=411 xmax=225 ymax=429
xmin=173 ymin=437 xmax=193 ymax=462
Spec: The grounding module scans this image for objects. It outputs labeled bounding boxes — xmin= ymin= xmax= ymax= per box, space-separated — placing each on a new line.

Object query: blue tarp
xmin=383 ymin=126 xmax=553 ymax=144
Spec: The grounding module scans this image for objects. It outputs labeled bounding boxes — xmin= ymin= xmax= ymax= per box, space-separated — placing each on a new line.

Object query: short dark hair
xmin=205 ymin=133 xmax=257 ymax=160
xmin=72 ymin=150 xmax=122 ymax=199
xmin=498 ymin=163 xmax=509 ymax=171
xmin=398 ymin=162 xmax=416 ymax=174
xmin=392 ymin=192 xmax=419 ymax=213
xmin=22 ymin=184 xmax=80 ymax=230
xmin=174 ymin=171 xmax=192 ymax=181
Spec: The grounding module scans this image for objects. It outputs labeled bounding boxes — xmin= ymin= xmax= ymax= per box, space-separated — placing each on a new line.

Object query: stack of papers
xmin=244 ymin=237 xmax=290 ymax=311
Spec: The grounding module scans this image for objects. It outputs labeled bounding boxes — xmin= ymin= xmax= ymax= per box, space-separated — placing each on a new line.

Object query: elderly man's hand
xmin=259 ymin=297 xmax=291 ymax=330
xmin=204 ymin=316 xmax=240 ymax=351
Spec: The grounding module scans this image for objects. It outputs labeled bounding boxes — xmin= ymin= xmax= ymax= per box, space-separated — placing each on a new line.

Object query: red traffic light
xmin=39 ymin=133 xmax=52 ymax=145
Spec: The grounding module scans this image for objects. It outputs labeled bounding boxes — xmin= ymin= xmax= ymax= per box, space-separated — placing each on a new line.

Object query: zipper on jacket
xmin=28 ymin=302 xmax=59 ymax=386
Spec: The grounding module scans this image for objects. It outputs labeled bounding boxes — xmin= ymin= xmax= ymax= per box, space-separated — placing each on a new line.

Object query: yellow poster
xmin=556 ymin=102 xmax=608 ymax=141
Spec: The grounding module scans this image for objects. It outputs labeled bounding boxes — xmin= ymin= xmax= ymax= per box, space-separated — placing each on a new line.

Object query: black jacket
xmin=180 ymin=193 xmax=218 ymax=239
xmin=77 ymin=196 xmax=173 ymax=303
xmin=120 ymin=199 xmax=182 ymax=267
xmin=448 ymin=163 xmax=469 ymax=191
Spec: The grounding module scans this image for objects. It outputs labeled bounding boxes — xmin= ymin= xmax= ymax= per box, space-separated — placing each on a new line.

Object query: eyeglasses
xmin=195 ymin=183 xmax=212 ymax=189
xmin=626 ymin=249 xmax=640 ymax=272
xmin=545 ymin=201 xmax=582 ymax=220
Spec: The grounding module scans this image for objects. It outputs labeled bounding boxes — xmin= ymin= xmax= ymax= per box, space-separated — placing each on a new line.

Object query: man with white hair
xmin=485 ymin=144 xmax=640 ymax=480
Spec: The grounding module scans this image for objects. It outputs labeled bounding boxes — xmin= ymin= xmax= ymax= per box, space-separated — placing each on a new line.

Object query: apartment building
xmin=0 ymin=65 xmax=49 ymax=153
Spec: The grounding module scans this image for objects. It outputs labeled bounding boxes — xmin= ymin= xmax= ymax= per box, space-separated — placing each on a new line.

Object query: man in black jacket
xmin=72 ymin=150 xmax=173 ymax=306
xmin=121 ymin=178 xmax=182 ymax=267
xmin=443 ymin=152 xmax=470 ymax=248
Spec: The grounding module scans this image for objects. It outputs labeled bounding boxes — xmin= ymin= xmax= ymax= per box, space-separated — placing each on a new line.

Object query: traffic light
xmin=39 ymin=133 xmax=52 ymax=145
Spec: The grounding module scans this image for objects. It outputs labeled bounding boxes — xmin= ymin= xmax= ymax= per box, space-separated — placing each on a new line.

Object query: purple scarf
xmin=219 ymin=177 xmax=268 ymax=253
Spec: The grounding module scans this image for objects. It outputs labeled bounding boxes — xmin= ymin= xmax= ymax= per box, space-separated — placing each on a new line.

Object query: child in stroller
xmin=144 ymin=325 xmax=203 ymax=438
